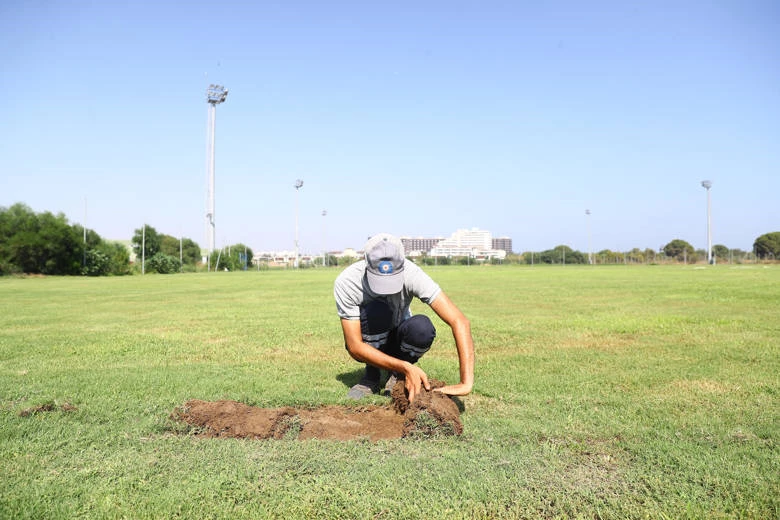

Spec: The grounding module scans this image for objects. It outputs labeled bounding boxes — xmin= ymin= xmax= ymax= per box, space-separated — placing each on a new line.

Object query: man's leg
xmin=381 ymin=314 xmax=436 ymax=394
xmin=347 ymin=300 xmax=393 ymax=399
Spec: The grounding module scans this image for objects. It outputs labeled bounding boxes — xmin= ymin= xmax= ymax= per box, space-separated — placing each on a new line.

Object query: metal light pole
xmin=205 ymin=84 xmax=228 ymax=271
xmin=701 ymin=180 xmax=713 ymax=264
xmin=585 ymin=209 xmax=592 ymax=264
xmin=83 ymin=197 xmax=87 ymax=271
xmin=321 ymin=210 xmax=327 ymax=267
xmin=294 ymin=179 xmax=304 ymax=268
xmin=142 ymin=224 xmax=146 ymax=275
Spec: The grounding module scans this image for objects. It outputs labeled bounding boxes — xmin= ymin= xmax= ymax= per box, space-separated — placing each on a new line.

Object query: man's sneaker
xmin=382 ymin=372 xmax=403 ymax=396
xmin=347 ymin=377 xmax=379 ymax=400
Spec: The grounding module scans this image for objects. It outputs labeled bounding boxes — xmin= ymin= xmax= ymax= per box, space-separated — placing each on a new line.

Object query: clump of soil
xmin=391 ymin=379 xmax=463 ymax=438
xmin=171 ymin=379 xmax=463 ymax=441
xmin=18 ymin=401 xmax=77 ymax=417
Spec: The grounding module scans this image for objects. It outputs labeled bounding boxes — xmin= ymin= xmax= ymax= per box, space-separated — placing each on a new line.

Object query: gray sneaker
xmin=347 ymin=377 xmax=379 ymax=400
xmin=382 ymin=372 xmax=402 ymax=396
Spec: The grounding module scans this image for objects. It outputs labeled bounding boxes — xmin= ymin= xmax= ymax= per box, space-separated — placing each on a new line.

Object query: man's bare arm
xmin=429 ymin=292 xmax=474 ymax=396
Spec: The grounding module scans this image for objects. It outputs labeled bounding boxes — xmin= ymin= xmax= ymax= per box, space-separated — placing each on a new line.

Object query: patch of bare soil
xmin=171 ymin=380 xmax=462 ymax=441
xmin=18 ymin=401 xmax=77 ymax=417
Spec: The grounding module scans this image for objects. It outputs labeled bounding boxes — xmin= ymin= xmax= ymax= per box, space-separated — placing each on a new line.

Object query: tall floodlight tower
xmin=321 ymin=210 xmax=327 ymax=267
xmin=83 ymin=197 xmax=87 ymax=271
xmin=701 ymin=180 xmax=713 ymax=264
xmin=294 ymin=179 xmax=304 ymax=268
xmin=205 ymin=84 xmax=228 ymax=270
xmin=585 ymin=209 xmax=592 ymax=264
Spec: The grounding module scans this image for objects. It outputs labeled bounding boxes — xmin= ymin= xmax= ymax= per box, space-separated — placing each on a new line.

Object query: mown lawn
xmin=1 ymin=265 xmax=777 ymax=519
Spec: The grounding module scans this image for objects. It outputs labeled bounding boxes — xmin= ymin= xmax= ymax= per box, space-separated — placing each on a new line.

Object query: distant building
xmin=338 ymin=248 xmax=360 ymax=259
xmin=436 ymin=228 xmax=492 ymax=250
xmin=407 ymin=228 xmax=508 ymax=260
xmin=254 ymin=230 xmax=511 ymax=267
xmin=492 ymin=237 xmax=513 ymax=254
xmin=400 ymin=236 xmax=445 ymax=256
xmin=253 ymin=250 xmax=295 ymax=267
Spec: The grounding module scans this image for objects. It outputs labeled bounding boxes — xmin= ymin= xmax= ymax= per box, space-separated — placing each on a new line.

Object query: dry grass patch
xmin=537 ymin=435 xmax=630 ymax=496
xmin=553 ymin=331 xmax=638 ymax=352
xmin=671 ymin=379 xmax=738 ymax=394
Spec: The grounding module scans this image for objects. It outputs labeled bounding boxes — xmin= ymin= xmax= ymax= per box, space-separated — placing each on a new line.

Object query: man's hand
xmin=434 ymin=382 xmax=473 ymax=396
xmin=403 ymin=363 xmax=430 ymax=404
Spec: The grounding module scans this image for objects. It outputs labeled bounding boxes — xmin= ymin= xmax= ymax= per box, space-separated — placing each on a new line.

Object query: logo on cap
xmin=378 ymin=261 xmax=394 ymax=274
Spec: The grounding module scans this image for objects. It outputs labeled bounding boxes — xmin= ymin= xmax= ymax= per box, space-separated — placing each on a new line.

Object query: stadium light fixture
xmin=205 ymin=84 xmax=228 ymax=271
xmin=294 ymin=179 xmax=304 ymax=268
xmin=701 ymin=180 xmax=713 ymax=264
xmin=322 ymin=210 xmax=327 ymax=267
xmin=585 ymin=209 xmax=592 ymax=265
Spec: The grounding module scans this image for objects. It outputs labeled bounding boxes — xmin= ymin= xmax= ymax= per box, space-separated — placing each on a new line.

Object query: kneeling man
xmin=334 ymin=233 xmax=474 ymax=403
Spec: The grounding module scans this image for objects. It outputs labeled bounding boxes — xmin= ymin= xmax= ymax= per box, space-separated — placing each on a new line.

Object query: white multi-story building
xmin=429 ymin=228 xmax=507 ymax=260
xmin=437 ymin=228 xmax=492 ymax=249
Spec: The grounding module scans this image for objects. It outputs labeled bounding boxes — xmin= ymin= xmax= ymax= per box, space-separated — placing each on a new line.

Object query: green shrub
xmin=146 ymin=252 xmax=180 ymax=274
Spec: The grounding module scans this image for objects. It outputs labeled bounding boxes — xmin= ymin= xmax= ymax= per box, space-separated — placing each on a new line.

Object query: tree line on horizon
xmin=129 ymin=225 xmax=254 ymax=274
xmin=516 ymin=239 xmax=763 ymax=265
xmin=0 ymin=203 xmax=253 ymax=275
xmin=1 ymin=203 xmax=778 ymax=275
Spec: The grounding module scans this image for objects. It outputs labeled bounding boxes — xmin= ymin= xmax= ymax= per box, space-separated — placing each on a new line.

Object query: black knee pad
xmin=397 ymin=314 xmax=436 ymax=359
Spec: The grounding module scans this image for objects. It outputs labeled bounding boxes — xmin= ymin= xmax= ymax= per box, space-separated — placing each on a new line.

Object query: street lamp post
xmin=205 ymin=84 xmax=228 ymax=271
xmin=83 ymin=197 xmax=87 ymax=271
xmin=701 ymin=180 xmax=713 ymax=265
xmin=294 ymin=179 xmax=304 ymax=268
xmin=585 ymin=209 xmax=592 ymax=264
xmin=321 ymin=210 xmax=327 ymax=267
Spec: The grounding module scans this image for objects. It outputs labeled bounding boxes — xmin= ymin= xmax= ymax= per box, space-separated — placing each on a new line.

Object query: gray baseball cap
xmin=364 ymin=233 xmax=405 ymax=295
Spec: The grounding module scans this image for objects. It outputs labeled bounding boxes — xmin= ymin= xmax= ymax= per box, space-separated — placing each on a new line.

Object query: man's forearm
xmin=453 ymin=320 xmax=475 ymax=388
xmin=347 ymin=340 xmax=410 ymax=375
xmin=429 ymin=292 xmax=475 ymax=394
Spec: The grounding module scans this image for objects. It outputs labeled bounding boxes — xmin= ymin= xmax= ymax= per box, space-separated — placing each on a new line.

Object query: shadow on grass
xmin=336 ymin=367 xmax=366 ymax=389
xmin=451 ymin=396 xmax=465 ymax=413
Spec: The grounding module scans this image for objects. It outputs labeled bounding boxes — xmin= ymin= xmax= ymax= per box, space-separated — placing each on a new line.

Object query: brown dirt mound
xmin=172 ymin=379 xmax=462 ymax=441
xmin=18 ymin=401 xmax=77 ymax=417
xmin=391 ymin=379 xmax=463 ymax=438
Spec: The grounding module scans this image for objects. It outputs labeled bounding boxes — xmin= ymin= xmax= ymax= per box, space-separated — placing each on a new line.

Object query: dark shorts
xmin=356 ymin=300 xmax=436 ymax=364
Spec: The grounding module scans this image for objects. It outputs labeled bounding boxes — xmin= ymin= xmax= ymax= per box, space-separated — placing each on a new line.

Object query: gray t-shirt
xmin=334 ymin=260 xmax=441 ymax=326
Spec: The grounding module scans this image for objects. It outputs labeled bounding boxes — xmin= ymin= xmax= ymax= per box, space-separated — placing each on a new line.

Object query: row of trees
xmin=415 ymin=236 xmax=778 ymax=266
xmin=2 ymin=203 xmax=778 ymax=275
xmin=129 ymin=225 xmax=254 ymax=273
xmin=130 ymin=225 xmax=200 ymax=274
xmin=0 ymin=203 xmax=130 ymax=276
xmin=515 ymin=238 xmax=770 ymax=265
xmin=0 ymin=204 xmax=257 ymax=276
xmin=753 ymin=232 xmax=780 ymax=260
xmin=652 ymin=237 xmax=777 ymax=263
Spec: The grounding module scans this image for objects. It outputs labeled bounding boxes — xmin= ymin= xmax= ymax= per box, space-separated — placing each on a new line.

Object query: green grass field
xmin=1 ymin=265 xmax=778 ymax=519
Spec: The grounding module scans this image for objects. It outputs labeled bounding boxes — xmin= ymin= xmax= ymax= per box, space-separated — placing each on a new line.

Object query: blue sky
xmin=2 ymin=1 xmax=778 ymax=254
